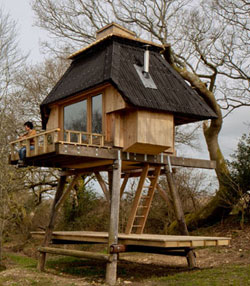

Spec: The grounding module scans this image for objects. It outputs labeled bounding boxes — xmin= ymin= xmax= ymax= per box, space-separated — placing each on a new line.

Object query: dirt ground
xmin=1 ymin=219 xmax=250 ymax=285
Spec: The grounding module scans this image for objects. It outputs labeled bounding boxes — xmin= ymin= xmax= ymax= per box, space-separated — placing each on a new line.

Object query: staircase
xmin=125 ymin=164 xmax=161 ymax=234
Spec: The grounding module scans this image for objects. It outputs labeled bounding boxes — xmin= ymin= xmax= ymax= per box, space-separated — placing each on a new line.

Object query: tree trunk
xmin=163 ymin=50 xmax=238 ymax=230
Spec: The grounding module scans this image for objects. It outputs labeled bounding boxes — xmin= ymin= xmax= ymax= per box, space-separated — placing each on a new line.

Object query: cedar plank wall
xmin=104 ymin=85 xmax=175 ymax=155
xmin=45 ymin=84 xmax=175 ymax=155
xmin=123 ymin=110 xmax=174 ymax=154
xmin=46 ymin=105 xmax=60 ymax=130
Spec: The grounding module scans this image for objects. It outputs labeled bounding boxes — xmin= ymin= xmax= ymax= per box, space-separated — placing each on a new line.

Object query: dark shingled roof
xmin=41 ymin=35 xmax=217 ymax=128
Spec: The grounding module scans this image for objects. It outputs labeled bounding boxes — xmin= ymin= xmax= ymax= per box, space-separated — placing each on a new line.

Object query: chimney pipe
xmin=143 ymin=45 xmax=150 ymax=77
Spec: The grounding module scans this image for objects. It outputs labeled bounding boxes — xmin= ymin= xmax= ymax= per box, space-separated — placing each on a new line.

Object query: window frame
xmin=61 ymin=92 xmax=104 ymax=135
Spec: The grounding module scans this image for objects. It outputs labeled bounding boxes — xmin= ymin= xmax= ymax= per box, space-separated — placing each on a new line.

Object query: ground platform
xmin=32 ymin=231 xmax=230 ymax=249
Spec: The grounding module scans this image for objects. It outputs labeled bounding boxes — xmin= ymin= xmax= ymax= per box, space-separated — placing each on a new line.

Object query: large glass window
xmin=64 ymin=99 xmax=87 ymax=131
xmin=63 ymin=94 xmax=102 ymax=143
xmin=92 ymin=94 xmax=102 ymax=133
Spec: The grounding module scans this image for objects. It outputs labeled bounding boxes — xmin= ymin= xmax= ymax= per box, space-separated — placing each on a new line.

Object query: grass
xmin=47 ymin=256 xmax=250 ymax=285
xmin=154 ymin=264 xmax=250 ymax=286
xmin=2 ymin=252 xmax=250 ymax=285
xmin=6 ymin=253 xmax=37 ymax=269
xmin=47 ymin=256 xmax=106 ymax=278
xmin=0 ymin=253 xmax=78 ymax=286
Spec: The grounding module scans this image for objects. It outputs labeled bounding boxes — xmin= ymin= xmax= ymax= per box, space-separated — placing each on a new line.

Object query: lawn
xmin=1 ymin=253 xmax=250 ymax=286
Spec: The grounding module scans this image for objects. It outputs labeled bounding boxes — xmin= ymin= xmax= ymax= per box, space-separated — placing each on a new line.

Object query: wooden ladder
xmin=125 ymin=164 xmax=161 ymax=234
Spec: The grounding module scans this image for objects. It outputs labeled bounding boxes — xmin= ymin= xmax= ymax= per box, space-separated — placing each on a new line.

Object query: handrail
xmin=9 ymin=128 xmax=61 ymax=145
xmin=9 ymin=128 xmax=61 ymax=160
xmin=9 ymin=128 xmax=106 ymax=161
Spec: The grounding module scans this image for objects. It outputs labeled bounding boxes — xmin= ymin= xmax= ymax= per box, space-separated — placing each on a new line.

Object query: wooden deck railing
xmin=9 ymin=128 xmax=60 ymax=161
xmin=9 ymin=128 xmax=106 ymax=161
xmin=62 ymin=130 xmax=105 ymax=147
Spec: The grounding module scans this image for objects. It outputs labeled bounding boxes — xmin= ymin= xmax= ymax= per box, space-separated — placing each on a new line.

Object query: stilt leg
xmin=106 ymin=153 xmax=121 ymax=285
xmin=164 ymin=163 xmax=196 ymax=268
xmin=37 ymin=175 xmax=67 ymax=271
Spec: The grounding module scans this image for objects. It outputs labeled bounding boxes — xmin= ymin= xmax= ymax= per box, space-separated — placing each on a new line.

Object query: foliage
xmin=59 ymin=176 xmax=109 ymax=231
xmin=229 ymin=133 xmax=250 ymax=193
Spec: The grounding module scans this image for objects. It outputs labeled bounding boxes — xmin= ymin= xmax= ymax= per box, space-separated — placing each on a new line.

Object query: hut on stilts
xmin=10 ymin=23 xmax=230 ymax=285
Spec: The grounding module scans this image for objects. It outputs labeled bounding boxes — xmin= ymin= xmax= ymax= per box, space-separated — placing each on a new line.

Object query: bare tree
xmin=31 ymin=0 xmax=250 ymax=228
xmin=0 ymin=8 xmax=69 ymax=263
xmin=0 ymin=7 xmax=26 ymax=265
xmin=13 ymin=56 xmax=70 ymax=127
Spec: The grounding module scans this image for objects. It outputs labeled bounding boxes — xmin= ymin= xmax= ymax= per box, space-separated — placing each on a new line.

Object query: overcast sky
xmin=1 ymin=0 xmax=249 ymax=161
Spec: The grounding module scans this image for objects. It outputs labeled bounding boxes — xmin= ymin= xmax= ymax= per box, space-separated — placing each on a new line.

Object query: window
xmin=64 ymin=99 xmax=87 ymax=132
xmin=63 ymin=94 xmax=103 ymax=137
xmin=92 ymin=94 xmax=102 ymax=133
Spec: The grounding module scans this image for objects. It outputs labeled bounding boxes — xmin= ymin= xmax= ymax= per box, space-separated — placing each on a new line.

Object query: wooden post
xmin=37 ymin=175 xmax=67 ymax=271
xmin=164 ymin=161 xmax=196 ymax=268
xmin=106 ymin=151 xmax=121 ymax=285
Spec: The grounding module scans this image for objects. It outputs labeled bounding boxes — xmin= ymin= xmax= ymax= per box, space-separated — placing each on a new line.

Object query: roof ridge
xmin=68 ymin=33 xmax=165 ymax=60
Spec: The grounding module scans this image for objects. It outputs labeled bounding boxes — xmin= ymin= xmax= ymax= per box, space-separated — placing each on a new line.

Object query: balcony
xmin=9 ymin=128 xmax=114 ymax=169
xmin=9 ymin=128 xmax=216 ymax=172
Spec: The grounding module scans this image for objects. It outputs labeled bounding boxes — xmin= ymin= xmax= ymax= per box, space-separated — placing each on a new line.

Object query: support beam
xmin=106 ymin=151 xmax=121 ymax=285
xmin=55 ymin=174 xmax=80 ymax=212
xmin=37 ymin=175 xmax=67 ymax=271
xmin=38 ymin=247 xmax=111 ymax=262
xmin=95 ymin=172 xmax=110 ymax=202
xmin=164 ymin=162 xmax=196 ymax=268
xmin=120 ymin=173 xmax=130 ymax=198
xmin=156 ymin=184 xmax=172 ymax=207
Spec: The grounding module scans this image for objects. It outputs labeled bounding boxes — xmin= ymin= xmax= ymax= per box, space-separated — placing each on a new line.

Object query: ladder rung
xmin=133 ymin=225 xmax=142 ymax=228
xmin=135 ymin=215 xmax=145 ymax=218
xmin=143 ymin=185 xmax=153 ymax=188
xmin=141 ymin=196 xmax=150 ymax=199
xmin=147 ymin=176 xmax=156 ymax=179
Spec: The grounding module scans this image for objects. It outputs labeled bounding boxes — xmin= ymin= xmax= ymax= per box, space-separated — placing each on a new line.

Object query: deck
xmin=32 ymin=231 xmax=230 ymax=249
xmin=9 ymin=129 xmax=216 ymax=171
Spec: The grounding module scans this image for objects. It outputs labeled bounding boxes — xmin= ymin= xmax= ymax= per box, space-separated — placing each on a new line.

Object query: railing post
xmin=10 ymin=144 xmax=15 ymax=161
xmin=79 ymin=132 xmax=82 ymax=144
xmin=34 ymin=137 xmax=39 ymax=156
xmin=43 ymin=134 xmax=48 ymax=153
xmin=89 ymin=134 xmax=93 ymax=145
xmin=54 ymin=130 xmax=59 ymax=143
xmin=101 ymin=135 xmax=105 ymax=147
xmin=78 ymin=132 xmax=81 ymax=144
xmin=26 ymin=139 xmax=31 ymax=157
xmin=66 ymin=131 xmax=70 ymax=143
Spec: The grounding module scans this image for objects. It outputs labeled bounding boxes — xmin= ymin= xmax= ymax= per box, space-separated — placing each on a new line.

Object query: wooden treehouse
xmin=10 ymin=23 xmax=230 ymax=285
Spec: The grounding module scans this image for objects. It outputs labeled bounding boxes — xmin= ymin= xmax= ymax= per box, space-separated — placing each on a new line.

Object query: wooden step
xmin=143 ymin=185 xmax=153 ymax=189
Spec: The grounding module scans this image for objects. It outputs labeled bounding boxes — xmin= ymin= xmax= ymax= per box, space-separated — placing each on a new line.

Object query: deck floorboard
xmin=31 ymin=231 xmax=230 ymax=248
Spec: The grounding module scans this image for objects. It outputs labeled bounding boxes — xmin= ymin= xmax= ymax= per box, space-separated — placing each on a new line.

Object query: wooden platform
xmin=32 ymin=231 xmax=230 ymax=248
xmin=10 ymin=141 xmax=216 ymax=172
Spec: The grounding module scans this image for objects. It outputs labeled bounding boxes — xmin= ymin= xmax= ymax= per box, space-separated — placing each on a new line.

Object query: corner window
xmin=63 ymin=93 xmax=103 ymax=136
xmin=92 ymin=94 xmax=102 ymax=134
xmin=64 ymin=99 xmax=87 ymax=132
